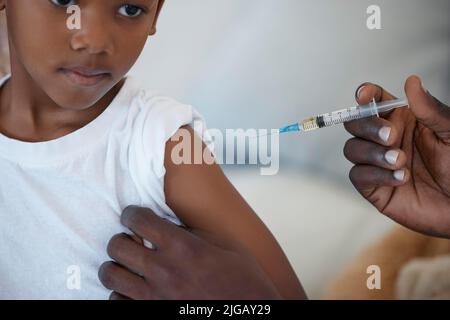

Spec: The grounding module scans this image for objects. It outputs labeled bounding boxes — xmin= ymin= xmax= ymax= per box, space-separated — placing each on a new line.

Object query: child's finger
xmin=349 ymin=165 xmax=410 ymax=192
xmin=344 ymin=138 xmax=407 ymax=170
xmin=344 ymin=116 xmax=399 ymax=147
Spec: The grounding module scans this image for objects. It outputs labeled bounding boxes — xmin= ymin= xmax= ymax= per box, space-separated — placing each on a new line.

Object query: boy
xmin=0 ymin=0 xmax=305 ymax=299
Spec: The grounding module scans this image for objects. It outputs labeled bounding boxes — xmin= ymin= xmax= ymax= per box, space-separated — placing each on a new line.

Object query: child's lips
xmin=59 ymin=67 xmax=111 ymax=87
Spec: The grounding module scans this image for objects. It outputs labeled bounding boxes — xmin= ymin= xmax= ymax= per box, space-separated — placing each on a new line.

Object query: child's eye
xmin=49 ymin=0 xmax=76 ymax=7
xmin=118 ymin=4 xmax=144 ymax=18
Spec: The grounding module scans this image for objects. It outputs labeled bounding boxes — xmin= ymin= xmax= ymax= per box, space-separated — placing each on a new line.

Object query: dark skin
xmin=0 ymin=0 xmax=163 ymax=141
xmin=344 ymin=75 xmax=450 ymax=238
xmin=100 ymin=77 xmax=450 ymax=299
xmin=9 ymin=0 xmax=447 ymax=301
xmin=100 ymin=125 xmax=306 ymax=299
xmin=100 ymin=206 xmax=282 ymax=300
xmin=1 ymin=0 xmax=306 ymax=299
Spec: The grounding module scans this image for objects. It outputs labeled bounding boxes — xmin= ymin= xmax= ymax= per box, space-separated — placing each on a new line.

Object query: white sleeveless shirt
xmin=0 ymin=75 xmax=211 ymax=299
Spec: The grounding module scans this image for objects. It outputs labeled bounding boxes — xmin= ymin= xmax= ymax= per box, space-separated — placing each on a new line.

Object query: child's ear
xmin=0 ymin=0 xmax=5 ymax=10
xmin=149 ymin=0 xmax=165 ymax=36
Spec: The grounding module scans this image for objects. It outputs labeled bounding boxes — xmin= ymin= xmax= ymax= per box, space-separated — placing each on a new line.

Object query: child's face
xmin=2 ymin=0 xmax=164 ymax=110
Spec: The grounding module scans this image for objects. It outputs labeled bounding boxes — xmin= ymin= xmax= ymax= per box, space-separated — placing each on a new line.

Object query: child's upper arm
xmin=163 ymin=125 xmax=306 ymax=299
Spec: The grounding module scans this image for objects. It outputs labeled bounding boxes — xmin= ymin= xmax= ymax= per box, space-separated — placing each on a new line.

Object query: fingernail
xmin=143 ymin=239 xmax=154 ymax=249
xmin=378 ymin=126 xmax=391 ymax=143
xmin=393 ymin=170 xmax=405 ymax=181
xmin=356 ymin=85 xmax=366 ymax=99
xmin=385 ymin=150 xmax=400 ymax=165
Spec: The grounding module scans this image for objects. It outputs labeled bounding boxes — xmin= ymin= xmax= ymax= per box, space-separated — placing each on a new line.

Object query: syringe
xmin=279 ymin=98 xmax=409 ymax=134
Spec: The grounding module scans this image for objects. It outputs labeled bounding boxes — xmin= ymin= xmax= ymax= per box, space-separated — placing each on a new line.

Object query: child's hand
xmin=343 ymin=76 xmax=450 ymax=238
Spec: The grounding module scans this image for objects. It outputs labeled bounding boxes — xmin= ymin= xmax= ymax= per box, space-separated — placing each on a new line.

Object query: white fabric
xmin=0 ymin=75 xmax=210 ymax=299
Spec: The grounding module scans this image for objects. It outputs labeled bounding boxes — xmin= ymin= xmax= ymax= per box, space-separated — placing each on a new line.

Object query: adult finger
xmin=349 ymin=165 xmax=410 ymax=193
xmin=344 ymin=138 xmax=407 ymax=170
xmin=405 ymin=75 xmax=450 ymax=143
xmin=355 ymin=82 xmax=397 ymax=105
xmin=121 ymin=206 xmax=185 ymax=248
xmin=344 ymin=116 xmax=399 ymax=147
xmin=109 ymin=292 xmax=131 ymax=300
xmin=98 ymin=261 xmax=153 ymax=300
xmin=107 ymin=233 xmax=162 ymax=278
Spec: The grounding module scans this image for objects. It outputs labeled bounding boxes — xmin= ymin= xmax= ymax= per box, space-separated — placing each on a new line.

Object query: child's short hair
xmin=0 ymin=12 xmax=10 ymax=77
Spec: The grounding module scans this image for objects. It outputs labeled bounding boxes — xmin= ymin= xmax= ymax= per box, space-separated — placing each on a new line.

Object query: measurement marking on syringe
xmin=322 ymin=107 xmax=364 ymax=126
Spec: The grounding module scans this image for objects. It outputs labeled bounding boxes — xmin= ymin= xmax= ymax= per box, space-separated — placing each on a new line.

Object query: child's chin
xmin=51 ymin=93 xmax=102 ymax=111
xmin=49 ymin=84 xmax=110 ymax=110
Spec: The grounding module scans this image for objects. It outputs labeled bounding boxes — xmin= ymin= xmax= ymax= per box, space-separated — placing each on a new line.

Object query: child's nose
xmin=70 ymin=19 xmax=114 ymax=56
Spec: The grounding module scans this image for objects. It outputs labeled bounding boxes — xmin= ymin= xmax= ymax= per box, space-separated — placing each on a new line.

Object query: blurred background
xmin=1 ymin=0 xmax=449 ymax=298
xmin=129 ymin=0 xmax=450 ymax=298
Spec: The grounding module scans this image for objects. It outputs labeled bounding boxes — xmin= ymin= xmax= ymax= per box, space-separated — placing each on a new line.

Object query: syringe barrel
xmin=298 ymin=98 xmax=408 ymax=132
xmin=375 ymin=98 xmax=408 ymax=113
xmin=317 ymin=98 xmax=406 ymax=128
xmin=315 ymin=104 xmax=376 ymax=128
xmin=359 ymin=101 xmax=380 ymax=118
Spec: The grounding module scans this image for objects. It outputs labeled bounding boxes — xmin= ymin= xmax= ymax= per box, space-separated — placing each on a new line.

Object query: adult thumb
xmin=405 ymin=75 xmax=450 ymax=141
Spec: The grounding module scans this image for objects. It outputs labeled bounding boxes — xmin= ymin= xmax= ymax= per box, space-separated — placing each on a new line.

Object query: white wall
xmin=130 ymin=0 xmax=450 ymax=184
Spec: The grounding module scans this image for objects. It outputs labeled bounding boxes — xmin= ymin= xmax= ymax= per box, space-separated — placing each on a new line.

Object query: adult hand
xmin=99 ymin=206 xmax=281 ymax=300
xmin=344 ymin=75 xmax=450 ymax=238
